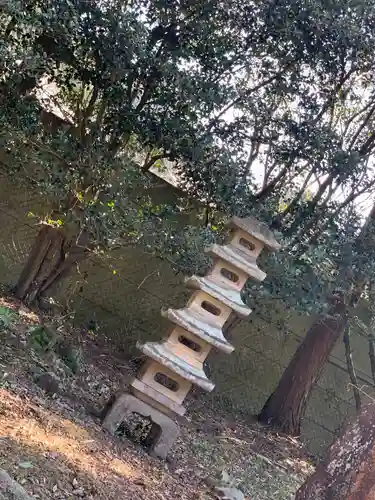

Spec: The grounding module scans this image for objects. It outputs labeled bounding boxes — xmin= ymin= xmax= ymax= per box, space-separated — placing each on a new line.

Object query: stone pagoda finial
xmin=102 ymin=216 xmax=280 ymax=458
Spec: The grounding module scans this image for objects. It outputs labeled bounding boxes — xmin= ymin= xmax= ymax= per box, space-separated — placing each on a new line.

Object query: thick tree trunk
xmin=296 ymin=402 xmax=375 ymax=499
xmin=14 ymin=225 xmax=88 ymax=304
xmin=258 ymin=300 xmax=347 ymax=435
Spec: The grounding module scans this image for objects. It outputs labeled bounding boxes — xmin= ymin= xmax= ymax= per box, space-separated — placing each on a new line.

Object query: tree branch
xmin=348 ymin=102 xmax=375 ymax=151
xmin=141 ymin=153 xmax=165 ymax=172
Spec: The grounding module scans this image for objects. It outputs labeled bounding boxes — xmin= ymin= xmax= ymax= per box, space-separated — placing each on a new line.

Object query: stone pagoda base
xmin=102 ymin=393 xmax=179 ymax=459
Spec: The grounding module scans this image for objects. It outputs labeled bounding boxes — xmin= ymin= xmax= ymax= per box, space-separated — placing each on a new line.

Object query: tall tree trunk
xmin=258 ymin=299 xmax=347 ymax=435
xmin=14 ymin=225 xmax=88 ymax=304
xmin=258 ymin=201 xmax=375 ymax=435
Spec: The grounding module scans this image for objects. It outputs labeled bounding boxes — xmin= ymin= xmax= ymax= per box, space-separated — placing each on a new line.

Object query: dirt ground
xmin=0 ymin=296 xmax=314 ymax=499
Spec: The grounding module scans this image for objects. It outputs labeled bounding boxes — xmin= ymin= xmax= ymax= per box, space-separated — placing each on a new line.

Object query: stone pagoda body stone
xmin=102 ymin=216 xmax=280 ymax=458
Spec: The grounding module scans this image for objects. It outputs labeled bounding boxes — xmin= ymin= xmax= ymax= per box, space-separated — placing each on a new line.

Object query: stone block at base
xmin=102 ymin=392 xmax=179 ymax=460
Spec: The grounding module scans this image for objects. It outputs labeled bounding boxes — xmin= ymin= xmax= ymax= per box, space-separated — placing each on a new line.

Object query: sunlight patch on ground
xmin=0 ymin=389 xmax=140 ymax=482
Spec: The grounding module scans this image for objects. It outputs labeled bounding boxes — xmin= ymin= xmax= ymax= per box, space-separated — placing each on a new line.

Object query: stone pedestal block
xmin=102 ymin=393 xmax=179 ymax=460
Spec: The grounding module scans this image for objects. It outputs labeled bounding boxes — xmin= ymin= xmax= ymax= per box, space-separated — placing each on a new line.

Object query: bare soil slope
xmin=0 ymin=296 xmax=313 ymax=499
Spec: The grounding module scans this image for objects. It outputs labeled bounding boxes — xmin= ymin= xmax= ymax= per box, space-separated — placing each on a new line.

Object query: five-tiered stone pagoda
xmin=102 ymin=216 xmax=280 ymax=458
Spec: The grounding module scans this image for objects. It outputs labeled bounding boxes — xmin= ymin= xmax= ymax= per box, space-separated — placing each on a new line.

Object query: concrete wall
xmin=0 ymin=170 xmax=373 ymax=456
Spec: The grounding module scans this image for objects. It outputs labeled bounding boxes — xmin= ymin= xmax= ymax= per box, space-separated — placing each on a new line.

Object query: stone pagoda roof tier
xmin=206 ymin=243 xmax=266 ymax=281
xmin=228 ymin=216 xmax=281 ymax=251
xmin=185 ymin=275 xmax=251 ymax=317
xmin=137 ymin=341 xmax=215 ymax=392
xmin=162 ymin=308 xmax=234 ymax=354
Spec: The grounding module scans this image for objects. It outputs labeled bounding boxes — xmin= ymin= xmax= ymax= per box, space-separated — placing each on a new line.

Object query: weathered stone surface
xmin=206 ymin=243 xmax=266 ymax=282
xmin=185 ymin=275 xmax=251 ymax=317
xmin=162 ymin=307 xmax=234 ymax=353
xmin=137 ymin=341 xmax=215 ymax=391
xmin=228 ymin=216 xmax=281 ymax=250
xmin=0 ymin=469 xmax=33 ymax=500
xmin=102 ymin=393 xmax=179 ymax=459
xmin=130 ymin=378 xmax=186 ymax=416
xmin=296 ymin=402 xmax=375 ymax=499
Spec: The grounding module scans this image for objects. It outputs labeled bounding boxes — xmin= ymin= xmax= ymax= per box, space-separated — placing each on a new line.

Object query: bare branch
xmin=203 ymin=62 xmax=296 ymax=138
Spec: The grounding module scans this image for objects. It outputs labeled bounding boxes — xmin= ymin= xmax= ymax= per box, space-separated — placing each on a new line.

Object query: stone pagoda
xmin=102 ymin=216 xmax=280 ymax=458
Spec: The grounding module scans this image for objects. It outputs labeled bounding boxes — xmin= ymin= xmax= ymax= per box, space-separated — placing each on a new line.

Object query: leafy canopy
xmin=3 ymin=0 xmax=375 ymax=308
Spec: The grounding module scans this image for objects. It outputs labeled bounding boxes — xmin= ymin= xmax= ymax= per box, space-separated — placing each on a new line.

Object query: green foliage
xmin=3 ymin=0 xmax=375 ymax=315
xmin=27 ymin=325 xmax=57 ymax=353
xmin=0 ymin=306 xmax=16 ymax=330
xmin=0 ymin=0 xmax=240 ymax=285
xmin=28 ymin=324 xmax=82 ymax=373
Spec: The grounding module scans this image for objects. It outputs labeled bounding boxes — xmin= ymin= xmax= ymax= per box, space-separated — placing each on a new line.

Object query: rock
xmin=72 ymin=487 xmax=85 ymax=497
xmin=34 ymin=371 xmax=60 ymax=395
xmin=214 ymin=486 xmax=245 ymax=500
xmin=0 ymin=468 xmax=33 ymax=499
xmin=296 ymin=402 xmax=375 ymax=499
xmin=51 ymin=356 xmax=71 ymax=377
xmin=207 ymin=470 xmax=246 ymax=500
xmin=29 ymin=365 xmax=44 ymax=378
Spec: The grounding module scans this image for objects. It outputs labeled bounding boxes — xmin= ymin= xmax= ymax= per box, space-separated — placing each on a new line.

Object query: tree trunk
xmin=258 ymin=201 xmax=375 ymax=436
xmin=14 ymin=225 xmax=88 ymax=304
xmin=258 ymin=300 xmax=347 ymax=435
xmin=295 ymin=402 xmax=375 ymax=499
